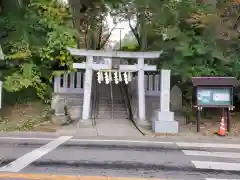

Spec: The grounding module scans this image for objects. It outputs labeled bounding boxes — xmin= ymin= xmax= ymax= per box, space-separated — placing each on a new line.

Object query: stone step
xmin=97 ymin=110 xmax=127 ymax=114
xmin=98 ymin=100 xmax=125 ymax=104
xmin=98 ymin=104 xmax=126 ymax=108
xmin=65 ymin=97 xmax=83 ymax=102
xmin=98 ymin=93 xmax=123 ymax=97
xmin=58 ymin=93 xmax=84 ymax=97
xmin=96 ymin=107 xmax=126 ymax=112
xmin=98 ymin=88 xmax=122 ymax=91
xmin=97 ymin=107 xmax=126 ymax=112
xmin=98 ymin=97 xmax=123 ymax=100
xmin=98 ymin=93 xmax=122 ymax=96
xmin=98 ymin=107 xmax=126 ymax=111
xmin=97 ymin=105 xmax=126 ymax=109
xmin=98 ymin=104 xmax=125 ymax=107
xmin=96 ymin=116 xmax=128 ymax=119
xmin=98 ymin=96 xmax=123 ymax=99
xmin=96 ymin=114 xmax=128 ymax=119
xmin=98 ymin=100 xmax=124 ymax=102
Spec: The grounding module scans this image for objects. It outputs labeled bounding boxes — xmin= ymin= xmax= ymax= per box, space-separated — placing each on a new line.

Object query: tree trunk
xmin=137 ymin=0 xmax=147 ymax=51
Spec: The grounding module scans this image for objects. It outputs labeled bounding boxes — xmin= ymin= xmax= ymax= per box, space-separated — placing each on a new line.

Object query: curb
xmin=0 ymin=173 xmax=166 ymax=180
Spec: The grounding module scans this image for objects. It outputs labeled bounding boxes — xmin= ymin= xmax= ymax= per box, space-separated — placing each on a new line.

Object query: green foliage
xmin=0 ymin=0 xmax=77 ymax=101
xmin=121 ymin=0 xmax=240 ymax=82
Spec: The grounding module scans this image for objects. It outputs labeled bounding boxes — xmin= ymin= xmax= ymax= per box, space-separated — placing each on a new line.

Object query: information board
xmin=197 ymin=87 xmax=232 ymax=106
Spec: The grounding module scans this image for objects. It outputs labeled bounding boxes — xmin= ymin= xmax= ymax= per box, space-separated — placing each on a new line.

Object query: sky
xmin=106 ymin=15 xmax=130 ymax=43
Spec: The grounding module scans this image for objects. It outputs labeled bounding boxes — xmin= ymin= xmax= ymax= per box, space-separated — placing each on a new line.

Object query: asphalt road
xmin=0 ymin=135 xmax=240 ymax=180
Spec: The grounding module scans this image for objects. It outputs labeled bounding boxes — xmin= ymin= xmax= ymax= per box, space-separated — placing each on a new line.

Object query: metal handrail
xmin=120 ymin=82 xmax=133 ymax=121
xmin=110 ymin=81 xmax=114 ymax=120
xmin=91 ymin=72 xmax=98 ymax=126
xmin=119 ymin=83 xmax=130 ymax=120
xmin=120 ymin=81 xmax=144 ymax=135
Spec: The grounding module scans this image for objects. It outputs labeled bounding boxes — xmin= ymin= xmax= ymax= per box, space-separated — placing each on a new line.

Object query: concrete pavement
xmin=0 ymin=134 xmax=240 ymax=179
xmin=56 ymin=118 xmax=144 ymax=137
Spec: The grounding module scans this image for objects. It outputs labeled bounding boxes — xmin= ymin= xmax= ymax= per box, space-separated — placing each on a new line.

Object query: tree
xmin=68 ymin=0 xmax=123 ymax=49
xmin=0 ymin=0 xmax=76 ymax=101
xmin=0 ymin=0 xmax=127 ymax=101
xmin=118 ymin=0 xmax=239 ymax=80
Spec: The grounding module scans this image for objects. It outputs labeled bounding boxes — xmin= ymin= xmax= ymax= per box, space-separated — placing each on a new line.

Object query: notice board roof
xmin=191 ymin=77 xmax=239 ymax=87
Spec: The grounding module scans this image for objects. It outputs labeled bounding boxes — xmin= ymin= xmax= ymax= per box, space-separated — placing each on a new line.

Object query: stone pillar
xmin=82 ymin=56 xmax=93 ymax=121
xmin=152 ymin=69 xmax=179 ymax=134
xmin=0 ymin=44 xmax=4 ymax=60
xmin=160 ymin=70 xmax=170 ymax=112
xmin=137 ymin=57 xmax=146 ymax=124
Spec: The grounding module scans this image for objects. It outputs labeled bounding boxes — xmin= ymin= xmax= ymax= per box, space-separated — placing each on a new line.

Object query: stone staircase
xmin=51 ymin=81 xmax=129 ymax=124
xmin=95 ymin=83 xmax=128 ymax=119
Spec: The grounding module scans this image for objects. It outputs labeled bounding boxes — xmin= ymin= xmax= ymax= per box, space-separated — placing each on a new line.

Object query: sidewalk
xmin=136 ymin=123 xmax=240 ymax=144
xmin=0 ymin=131 xmax=239 ymax=145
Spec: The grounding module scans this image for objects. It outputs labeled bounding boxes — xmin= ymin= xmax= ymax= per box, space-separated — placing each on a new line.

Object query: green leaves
xmin=0 ymin=0 xmax=76 ymax=100
xmin=162 ymin=27 xmax=180 ymax=40
xmin=141 ymin=0 xmax=240 ymax=82
xmin=193 ymin=43 xmax=208 ymax=55
xmin=175 ymin=42 xmax=194 ymax=57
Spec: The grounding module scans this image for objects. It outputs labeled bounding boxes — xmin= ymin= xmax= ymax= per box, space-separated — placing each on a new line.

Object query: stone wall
xmin=130 ymin=83 xmax=185 ymax=125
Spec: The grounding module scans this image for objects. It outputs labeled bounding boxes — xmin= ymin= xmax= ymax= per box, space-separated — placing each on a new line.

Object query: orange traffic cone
xmin=218 ymin=117 xmax=226 ymax=136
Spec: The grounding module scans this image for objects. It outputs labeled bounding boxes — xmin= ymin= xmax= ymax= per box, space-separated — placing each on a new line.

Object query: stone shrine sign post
xmin=152 ymin=70 xmax=179 ymax=134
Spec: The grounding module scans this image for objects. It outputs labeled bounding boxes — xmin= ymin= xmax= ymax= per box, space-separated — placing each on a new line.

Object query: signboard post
xmin=192 ymin=77 xmax=239 ymax=132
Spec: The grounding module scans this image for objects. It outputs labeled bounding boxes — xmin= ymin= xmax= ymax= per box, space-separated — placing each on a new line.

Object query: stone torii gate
xmin=67 ymin=47 xmax=161 ymax=125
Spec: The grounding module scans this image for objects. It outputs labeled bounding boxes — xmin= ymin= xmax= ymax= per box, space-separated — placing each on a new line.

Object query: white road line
xmin=176 ymin=142 xmax=240 ymax=149
xmin=0 ymin=136 xmax=240 ymax=149
xmin=70 ymin=139 xmax=174 ymax=144
xmin=0 ymin=136 xmax=174 ymax=145
xmin=192 ymin=161 xmax=240 ymax=171
xmin=182 ymin=150 xmax=240 ymax=159
xmin=0 ymin=136 xmax=72 ymax=172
